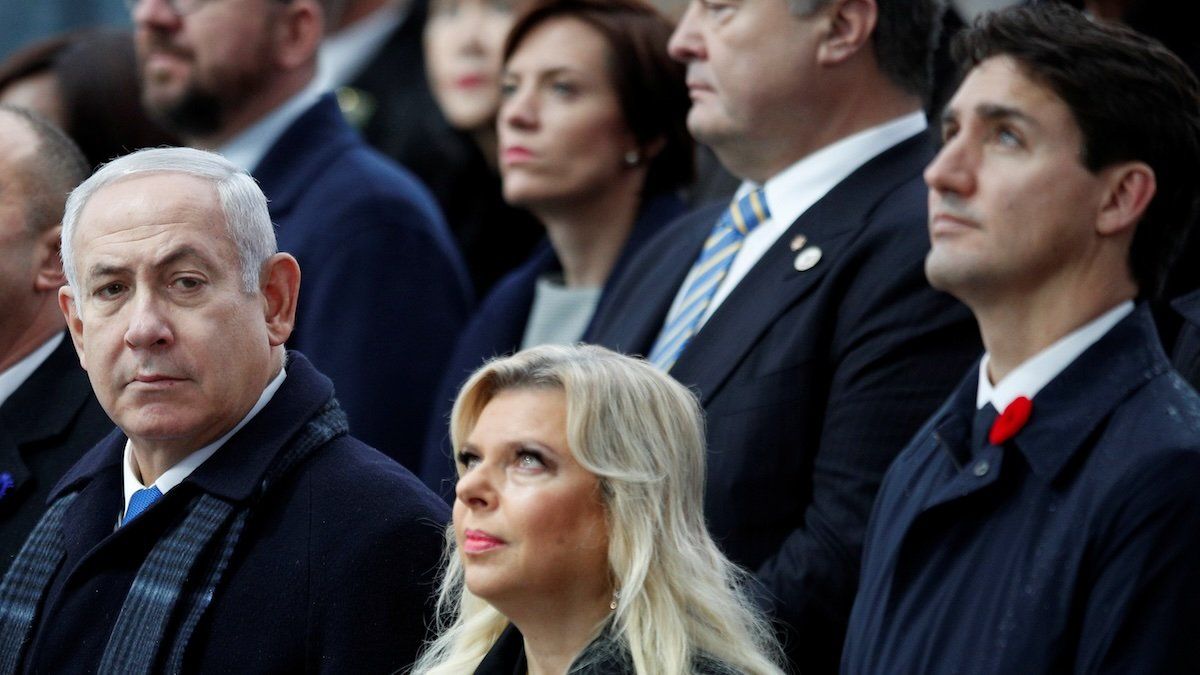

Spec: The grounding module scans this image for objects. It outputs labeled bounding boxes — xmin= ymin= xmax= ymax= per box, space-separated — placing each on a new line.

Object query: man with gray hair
xmin=0 ymin=105 xmax=112 ymax=577
xmin=585 ymin=0 xmax=980 ymax=670
xmin=0 ymin=147 xmax=448 ymax=673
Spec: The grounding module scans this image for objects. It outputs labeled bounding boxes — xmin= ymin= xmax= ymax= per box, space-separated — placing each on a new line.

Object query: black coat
xmin=0 ymin=333 xmax=112 ymax=576
xmin=19 ymin=352 xmax=450 ymax=673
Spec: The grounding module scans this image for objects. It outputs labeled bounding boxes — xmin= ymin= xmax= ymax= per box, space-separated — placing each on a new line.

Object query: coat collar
xmin=49 ymin=351 xmax=335 ymax=504
xmin=934 ymin=305 xmax=1168 ymax=483
xmin=251 ymin=94 xmax=358 ymax=219
xmin=670 ymin=133 xmax=936 ymax=405
xmin=0 ymin=333 xmax=102 ymax=496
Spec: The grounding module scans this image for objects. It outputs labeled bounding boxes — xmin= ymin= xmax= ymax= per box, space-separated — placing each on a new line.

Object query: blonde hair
xmin=412 ymin=344 xmax=784 ymax=674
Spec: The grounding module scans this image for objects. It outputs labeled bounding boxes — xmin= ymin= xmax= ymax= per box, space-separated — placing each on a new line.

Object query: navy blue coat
xmin=419 ymin=194 xmax=685 ymax=497
xmin=1171 ymin=287 xmax=1200 ymax=387
xmin=254 ymin=94 xmax=472 ymax=471
xmin=585 ymin=133 xmax=981 ymax=673
xmin=0 ymin=333 xmax=112 ymax=576
xmin=20 ymin=352 xmax=450 ymax=673
xmin=844 ymin=306 xmax=1200 ymax=673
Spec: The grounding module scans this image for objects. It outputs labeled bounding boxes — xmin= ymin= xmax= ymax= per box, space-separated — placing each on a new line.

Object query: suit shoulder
xmin=300 ymin=434 xmax=451 ymax=525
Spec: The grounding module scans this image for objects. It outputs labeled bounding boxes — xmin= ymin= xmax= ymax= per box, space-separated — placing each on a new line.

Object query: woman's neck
xmin=516 ymin=598 xmax=611 ymax=675
xmin=535 ymin=182 xmax=643 ymax=288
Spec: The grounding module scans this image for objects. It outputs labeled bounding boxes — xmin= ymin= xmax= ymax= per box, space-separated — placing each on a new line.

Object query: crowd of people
xmin=0 ymin=0 xmax=1197 ymax=673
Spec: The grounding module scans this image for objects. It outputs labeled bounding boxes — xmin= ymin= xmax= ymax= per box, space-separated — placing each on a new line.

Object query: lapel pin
xmin=0 ymin=472 xmax=13 ymax=501
xmin=789 ymin=234 xmax=808 ymax=251
xmin=794 ymin=246 xmax=822 ymax=272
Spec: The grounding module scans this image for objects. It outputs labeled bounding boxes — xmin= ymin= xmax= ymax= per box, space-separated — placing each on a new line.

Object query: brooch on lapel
xmin=336 ymin=86 xmax=378 ymax=130
xmin=789 ymin=233 xmax=823 ymax=271
xmin=0 ymin=472 xmax=13 ymax=501
xmin=989 ymin=396 xmax=1033 ymax=445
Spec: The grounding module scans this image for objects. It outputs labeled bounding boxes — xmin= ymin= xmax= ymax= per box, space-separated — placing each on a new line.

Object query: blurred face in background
xmin=424 ymin=0 xmax=521 ymax=132
xmin=497 ymin=16 xmax=642 ymax=210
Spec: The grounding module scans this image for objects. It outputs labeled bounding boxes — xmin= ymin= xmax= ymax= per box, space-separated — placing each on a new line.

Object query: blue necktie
xmin=648 ymin=189 xmax=770 ymax=371
xmin=123 ymin=485 xmax=163 ymax=526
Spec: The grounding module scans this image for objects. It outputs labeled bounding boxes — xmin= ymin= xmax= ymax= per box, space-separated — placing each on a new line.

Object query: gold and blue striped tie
xmin=648 ymin=189 xmax=770 ymax=371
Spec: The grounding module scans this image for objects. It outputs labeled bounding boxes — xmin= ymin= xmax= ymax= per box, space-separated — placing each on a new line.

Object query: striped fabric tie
xmin=648 ymin=189 xmax=770 ymax=371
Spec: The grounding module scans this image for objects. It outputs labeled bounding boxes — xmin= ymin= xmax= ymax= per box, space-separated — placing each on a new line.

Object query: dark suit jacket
xmin=21 ymin=351 xmax=449 ymax=673
xmin=844 ymin=306 xmax=1200 ymax=673
xmin=0 ymin=332 xmax=112 ymax=576
xmin=254 ymin=94 xmax=472 ymax=472
xmin=418 ymin=194 xmax=686 ymax=497
xmin=341 ymin=1 xmax=543 ymax=295
xmin=1171 ymin=287 xmax=1200 ymax=387
xmin=585 ymin=133 xmax=981 ymax=673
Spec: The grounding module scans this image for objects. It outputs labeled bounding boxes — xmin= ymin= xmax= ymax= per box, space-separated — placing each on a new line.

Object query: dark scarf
xmin=0 ymin=397 xmax=348 ymax=674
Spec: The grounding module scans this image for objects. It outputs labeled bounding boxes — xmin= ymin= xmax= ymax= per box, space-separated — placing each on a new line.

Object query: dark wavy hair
xmin=503 ymin=0 xmax=694 ymax=196
xmin=952 ymin=2 xmax=1200 ymax=299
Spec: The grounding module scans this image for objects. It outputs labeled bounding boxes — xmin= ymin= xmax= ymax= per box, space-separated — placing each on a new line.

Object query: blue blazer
xmin=254 ymin=94 xmax=473 ymax=471
xmin=585 ymin=133 xmax=981 ymax=673
xmin=419 ymin=194 xmax=686 ymax=497
xmin=0 ymin=333 xmax=112 ymax=576
xmin=20 ymin=352 xmax=449 ymax=673
xmin=845 ymin=306 xmax=1200 ymax=673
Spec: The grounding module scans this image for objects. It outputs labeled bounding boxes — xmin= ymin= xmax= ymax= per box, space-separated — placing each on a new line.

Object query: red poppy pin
xmin=989 ymin=396 xmax=1032 ymax=445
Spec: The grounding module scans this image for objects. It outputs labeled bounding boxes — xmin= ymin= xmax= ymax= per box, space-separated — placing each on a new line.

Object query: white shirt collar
xmin=0 ymin=333 xmax=64 ymax=408
xmin=976 ymin=300 xmax=1135 ymax=411
xmin=689 ymin=111 xmax=927 ymax=326
xmin=752 ymin=110 xmax=929 ymax=231
xmin=317 ymin=1 xmax=407 ymax=89
xmin=120 ymin=366 xmax=288 ymax=521
xmin=217 ymin=79 xmax=327 ymax=173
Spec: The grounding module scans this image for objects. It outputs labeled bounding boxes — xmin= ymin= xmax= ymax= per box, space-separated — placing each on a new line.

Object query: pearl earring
xmin=623 ymin=150 xmax=640 ymax=167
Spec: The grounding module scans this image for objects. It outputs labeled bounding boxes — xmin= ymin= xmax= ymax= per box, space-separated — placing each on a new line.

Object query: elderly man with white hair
xmin=0 ymin=147 xmax=448 ymax=674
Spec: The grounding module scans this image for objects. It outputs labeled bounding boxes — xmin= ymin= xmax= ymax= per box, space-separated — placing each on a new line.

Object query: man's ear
xmin=816 ymin=0 xmax=876 ymax=66
xmin=33 ymin=224 xmax=66 ymax=292
xmin=273 ymin=0 xmax=323 ymax=70
xmin=260 ymin=252 xmax=301 ymax=347
xmin=1096 ymin=161 xmax=1156 ymax=237
xmin=58 ymin=285 xmax=87 ymax=371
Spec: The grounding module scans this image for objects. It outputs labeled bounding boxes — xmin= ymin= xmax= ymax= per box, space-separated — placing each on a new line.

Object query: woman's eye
xmin=516 ymin=450 xmax=545 ymax=470
xmin=457 ymin=451 xmax=481 ymax=470
xmin=550 ymin=81 xmax=576 ymax=97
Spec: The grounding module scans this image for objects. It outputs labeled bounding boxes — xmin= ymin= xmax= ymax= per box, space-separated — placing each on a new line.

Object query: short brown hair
xmin=952 ymin=2 xmax=1200 ymax=299
xmin=503 ymin=0 xmax=694 ymax=196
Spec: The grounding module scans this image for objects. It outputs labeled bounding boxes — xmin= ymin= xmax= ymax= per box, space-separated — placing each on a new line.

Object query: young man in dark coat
xmin=843 ymin=5 xmax=1200 ymax=672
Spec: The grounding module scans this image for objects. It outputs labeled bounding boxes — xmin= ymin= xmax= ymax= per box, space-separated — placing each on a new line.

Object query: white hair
xmin=413 ymin=344 xmax=786 ymax=675
xmin=61 ymin=146 xmax=276 ymax=296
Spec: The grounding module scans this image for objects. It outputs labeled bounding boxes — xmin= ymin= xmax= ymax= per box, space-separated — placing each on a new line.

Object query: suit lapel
xmin=671 ymin=133 xmax=934 ymax=405
xmin=599 ymin=206 xmax=717 ymax=356
xmin=0 ymin=335 xmax=93 ymax=509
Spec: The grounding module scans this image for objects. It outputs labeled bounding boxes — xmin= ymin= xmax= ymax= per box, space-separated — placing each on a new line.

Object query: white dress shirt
xmin=976 ymin=301 xmax=1135 ymax=411
xmin=217 ymin=79 xmax=327 ymax=173
xmin=0 ymin=333 xmax=64 ymax=408
xmin=665 ymin=111 xmax=928 ymax=330
xmin=120 ymin=366 xmax=288 ymax=522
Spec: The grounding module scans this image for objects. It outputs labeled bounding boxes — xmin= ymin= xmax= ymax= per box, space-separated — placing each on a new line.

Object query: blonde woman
xmin=413 ymin=344 xmax=784 ymax=674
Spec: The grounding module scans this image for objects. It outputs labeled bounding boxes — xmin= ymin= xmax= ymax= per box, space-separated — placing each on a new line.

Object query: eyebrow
xmin=942 ymin=103 xmax=1041 ymax=129
xmin=85 ymin=245 xmax=215 ymax=282
xmin=503 ymin=65 xmax=584 ymax=80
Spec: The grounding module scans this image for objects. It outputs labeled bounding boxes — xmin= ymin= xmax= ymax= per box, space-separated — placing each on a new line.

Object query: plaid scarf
xmin=0 ymin=398 xmax=348 ymax=675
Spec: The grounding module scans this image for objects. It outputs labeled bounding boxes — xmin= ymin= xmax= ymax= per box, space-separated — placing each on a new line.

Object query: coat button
xmin=973 ymin=460 xmax=989 ymax=477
